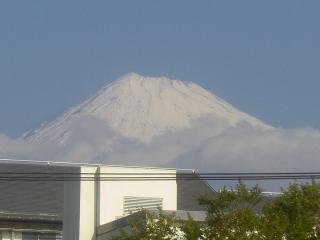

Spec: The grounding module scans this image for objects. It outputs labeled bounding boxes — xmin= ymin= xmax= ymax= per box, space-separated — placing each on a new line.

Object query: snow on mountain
xmin=4 ymin=73 xmax=317 ymax=174
xmin=23 ymin=73 xmax=270 ymax=144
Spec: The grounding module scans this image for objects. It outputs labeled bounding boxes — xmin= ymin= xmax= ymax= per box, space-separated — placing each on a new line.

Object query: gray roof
xmin=177 ymin=173 xmax=216 ymax=211
xmin=0 ymin=161 xmax=79 ymax=221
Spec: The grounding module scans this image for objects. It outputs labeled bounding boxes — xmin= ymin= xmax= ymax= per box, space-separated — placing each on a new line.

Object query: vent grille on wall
xmin=123 ymin=196 xmax=163 ymax=216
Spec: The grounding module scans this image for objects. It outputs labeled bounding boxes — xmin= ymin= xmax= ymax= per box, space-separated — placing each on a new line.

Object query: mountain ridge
xmin=23 ymin=73 xmax=271 ymax=144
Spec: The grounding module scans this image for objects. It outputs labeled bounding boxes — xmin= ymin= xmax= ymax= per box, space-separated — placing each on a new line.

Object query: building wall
xmin=98 ymin=166 xmax=177 ymax=225
xmin=63 ymin=166 xmax=97 ymax=240
xmin=78 ymin=167 xmax=97 ymax=240
xmin=64 ymin=166 xmax=178 ymax=240
xmin=63 ymin=174 xmax=80 ymax=240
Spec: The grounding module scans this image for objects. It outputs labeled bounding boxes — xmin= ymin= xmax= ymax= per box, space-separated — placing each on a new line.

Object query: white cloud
xmin=190 ymin=126 xmax=320 ymax=172
xmin=0 ymin=116 xmax=320 ymax=176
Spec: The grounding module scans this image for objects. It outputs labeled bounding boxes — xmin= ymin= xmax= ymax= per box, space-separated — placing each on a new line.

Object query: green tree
xmin=111 ymin=209 xmax=179 ymax=240
xmin=261 ymin=182 xmax=320 ymax=240
xmin=111 ymin=181 xmax=320 ymax=240
xmin=179 ymin=213 xmax=203 ymax=240
xmin=198 ymin=182 xmax=263 ymax=240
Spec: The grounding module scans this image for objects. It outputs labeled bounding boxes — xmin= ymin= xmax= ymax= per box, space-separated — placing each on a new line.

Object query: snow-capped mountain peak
xmin=24 ymin=73 xmax=270 ymax=144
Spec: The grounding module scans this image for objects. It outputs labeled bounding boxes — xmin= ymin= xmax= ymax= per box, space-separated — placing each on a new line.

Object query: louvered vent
xmin=123 ymin=196 xmax=163 ymax=216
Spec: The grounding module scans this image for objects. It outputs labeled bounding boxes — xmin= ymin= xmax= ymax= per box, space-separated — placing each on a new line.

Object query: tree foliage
xmin=179 ymin=213 xmax=203 ymax=240
xmin=111 ymin=181 xmax=320 ymax=240
xmin=199 ymin=182 xmax=263 ymax=240
xmin=110 ymin=209 xmax=180 ymax=240
xmin=261 ymin=182 xmax=320 ymax=240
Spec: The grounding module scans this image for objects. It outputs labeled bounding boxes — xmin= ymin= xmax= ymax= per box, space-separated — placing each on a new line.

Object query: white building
xmin=64 ymin=165 xmax=181 ymax=240
xmin=0 ymin=160 xmax=215 ymax=240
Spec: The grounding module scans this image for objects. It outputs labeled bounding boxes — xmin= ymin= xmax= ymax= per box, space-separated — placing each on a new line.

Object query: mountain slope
xmin=23 ymin=73 xmax=270 ymax=144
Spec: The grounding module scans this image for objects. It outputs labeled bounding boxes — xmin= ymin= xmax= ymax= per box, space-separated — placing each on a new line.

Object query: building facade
xmin=0 ymin=160 xmax=215 ymax=240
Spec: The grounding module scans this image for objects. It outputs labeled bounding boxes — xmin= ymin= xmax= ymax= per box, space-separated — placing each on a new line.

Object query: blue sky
xmin=1 ymin=0 xmax=319 ymax=137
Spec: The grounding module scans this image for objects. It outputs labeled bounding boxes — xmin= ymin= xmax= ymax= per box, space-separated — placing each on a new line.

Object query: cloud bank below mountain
xmin=1 ymin=115 xmax=319 ymax=174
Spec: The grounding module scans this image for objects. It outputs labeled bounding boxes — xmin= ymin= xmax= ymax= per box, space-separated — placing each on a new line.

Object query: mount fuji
xmin=2 ymin=73 xmax=319 ymax=173
xmin=23 ymin=73 xmax=270 ymax=146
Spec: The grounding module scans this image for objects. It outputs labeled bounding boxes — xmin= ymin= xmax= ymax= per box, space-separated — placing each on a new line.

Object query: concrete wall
xmin=98 ymin=166 xmax=177 ymax=226
xmin=63 ymin=166 xmax=97 ymax=240
xmin=64 ymin=165 xmax=178 ymax=240
xmin=78 ymin=167 xmax=97 ymax=240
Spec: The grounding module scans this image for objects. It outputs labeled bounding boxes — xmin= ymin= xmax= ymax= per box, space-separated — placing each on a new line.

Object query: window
xmin=22 ymin=233 xmax=59 ymax=240
xmin=0 ymin=231 xmax=61 ymax=240
xmin=0 ymin=231 xmax=21 ymax=240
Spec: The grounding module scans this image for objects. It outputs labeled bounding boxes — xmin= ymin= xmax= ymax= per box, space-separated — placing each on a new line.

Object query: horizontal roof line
xmin=0 ymin=159 xmax=195 ymax=172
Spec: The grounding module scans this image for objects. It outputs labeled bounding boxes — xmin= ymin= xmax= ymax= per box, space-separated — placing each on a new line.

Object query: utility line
xmin=0 ymin=172 xmax=319 ymax=181
xmin=0 ymin=172 xmax=320 ymax=175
